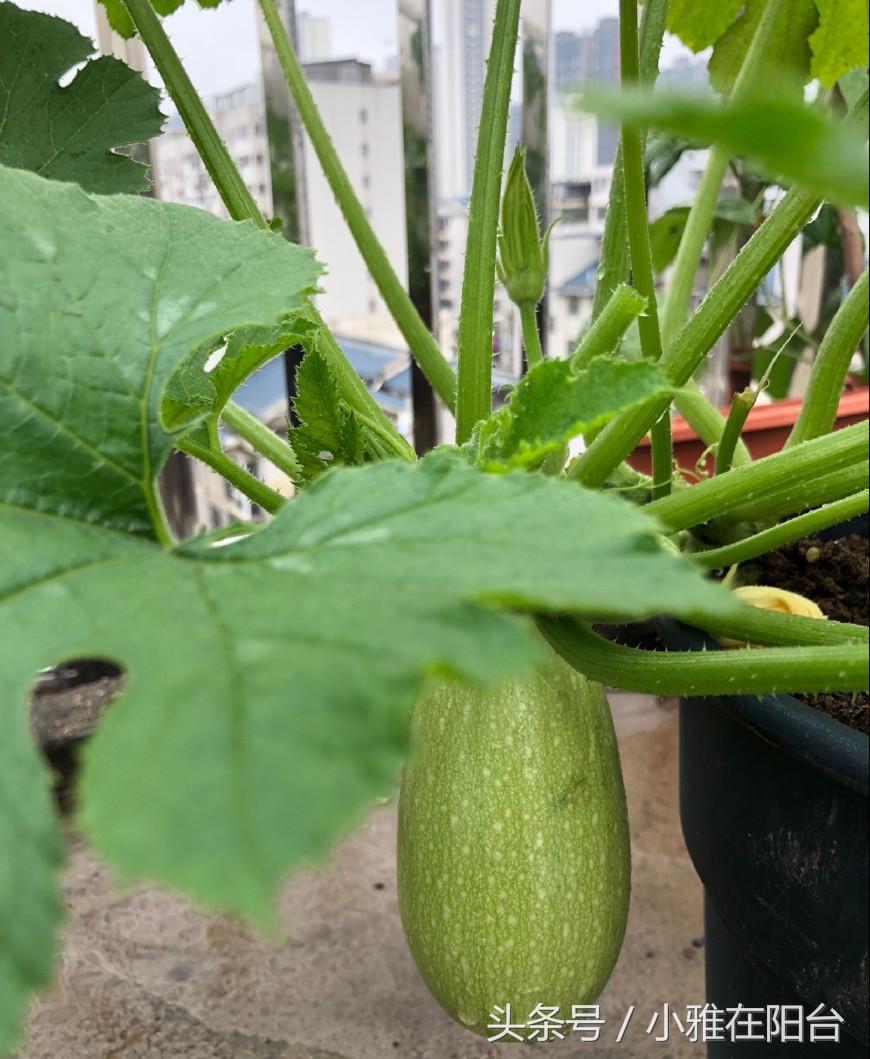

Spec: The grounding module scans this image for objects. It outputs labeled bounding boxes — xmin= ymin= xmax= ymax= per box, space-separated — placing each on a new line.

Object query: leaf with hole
xmin=0 ymin=165 xmax=321 ymax=538
xmin=0 ymin=3 xmax=164 ymax=193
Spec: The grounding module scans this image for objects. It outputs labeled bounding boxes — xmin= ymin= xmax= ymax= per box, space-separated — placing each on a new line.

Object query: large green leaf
xmin=666 ymin=0 xmax=867 ymax=93
xmin=810 ymin=0 xmax=870 ymax=88
xmin=2 ymin=456 xmax=737 ymax=927
xmin=0 ymin=165 xmax=321 ymax=537
xmin=471 ymin=358 xmax=671 ymax=471
xmin=664 ymin=0 xmax=744 ymax=52
xmin=0 ymin=457 xmax=738 ymax=1053
xmin=0 ymin=158 xmax=740 ymax=1051
xmin=582 ymin=87 xmax=869 ymax=208
xmin=708 ymin=0 xmax=817 ymax=93
xmin=0 ymin=3 xmax=164 ymax=193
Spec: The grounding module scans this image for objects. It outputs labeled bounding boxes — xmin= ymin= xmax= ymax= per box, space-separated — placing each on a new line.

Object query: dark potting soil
xmin=739 ymin=533 xmax=869 ymax=735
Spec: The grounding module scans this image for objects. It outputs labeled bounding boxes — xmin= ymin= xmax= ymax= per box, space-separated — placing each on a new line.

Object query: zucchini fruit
xmin=397 ymin=645 xmax=630 ymax=1038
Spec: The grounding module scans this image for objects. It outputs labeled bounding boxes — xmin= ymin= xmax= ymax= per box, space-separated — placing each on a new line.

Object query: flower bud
xmin=497 ymin=146 xmax=550 ymax=307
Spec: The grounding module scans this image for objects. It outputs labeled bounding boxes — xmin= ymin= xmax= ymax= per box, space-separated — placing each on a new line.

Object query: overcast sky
xmin=19 ymin=0 xmax=691 ymax=99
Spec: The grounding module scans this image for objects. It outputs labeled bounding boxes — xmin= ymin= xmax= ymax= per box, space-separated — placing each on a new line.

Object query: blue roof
xmin=559 ymin=261 xmax=599 ymax=296
xmin=232 ymin=334 xmax=408 ymax=420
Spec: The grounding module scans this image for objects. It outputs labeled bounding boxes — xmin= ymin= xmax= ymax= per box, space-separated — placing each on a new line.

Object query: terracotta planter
xmin=629 ymin=388 xmax=869 ymax=477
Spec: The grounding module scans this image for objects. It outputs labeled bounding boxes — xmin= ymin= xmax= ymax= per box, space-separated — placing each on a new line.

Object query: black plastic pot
xmin=660 ymin=518 xmax=869 ymax=1057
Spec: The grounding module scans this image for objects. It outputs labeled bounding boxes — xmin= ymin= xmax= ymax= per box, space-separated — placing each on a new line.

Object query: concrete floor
xmin=15 ymin=694 xmax=706 ymax=1059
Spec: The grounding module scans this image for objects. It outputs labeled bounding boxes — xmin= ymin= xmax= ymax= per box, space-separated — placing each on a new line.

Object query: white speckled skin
xmin=397 ymin=645 xmax=631 ymax=1039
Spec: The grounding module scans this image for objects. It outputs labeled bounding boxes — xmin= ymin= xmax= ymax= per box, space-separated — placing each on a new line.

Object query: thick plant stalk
xmin=617 ymin=0 xmax=671 ymax=498
xmin=120 ymin=0 xmax=411 ymax=466
xmin=539 ymin=617 xmax=870 ymax=697
xmin=786 ymin=268 xmax=870 ymax=446
xmin=693 ymin=491 xmax=870 ymax=570
xmin=572 ymin=185 xmax=820 ymax=486
xmin=574 ymin=90 xmax=869 ymax=488
xmin=644 ymin=421 xmax=868 ymax=532
xmin=659 ymin=0 xmax=785 ymax=348
xmin=454 ymin=0 xmax=522 ymax=443
xmin=689 ymin=607 xmax=869 ymax=649
xmin=715 ymin=387 xmax=757 ymax=475
xmin=572 ymin=284 xmax=646 ymax=369
xmin=257 ymin=0 xmax=456 ymax=410
xmin=722 ymin=462 xmax=868 ymax=526
xmin=591 ymin=0 xmax=666 ymax=320
xmin=178 ymin=438 xmax=285 ymax=514
xmin=221 ymin=402 xmax=301 ymax=480
xmin=661 ymin=0 xmax=784 ymax=467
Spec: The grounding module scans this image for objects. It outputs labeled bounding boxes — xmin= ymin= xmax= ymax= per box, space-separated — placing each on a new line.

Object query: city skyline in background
xmin=12 ymin=0 xmax=716 ymax=529
xmin=18 ymin=0 xmax=695 ymax=99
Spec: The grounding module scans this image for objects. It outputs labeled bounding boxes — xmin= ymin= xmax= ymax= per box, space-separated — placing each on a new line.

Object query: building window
xmin=361 ymin=142 xmax=369 ymax=158
xmin=568 ymin=296 xmax=580 ymax=315
xmin=362 ymin=174 xmax=370 ymax=190
xmin=368 ymin=298 xmax=377 ymax=314
xmin=359 ymin=107 xmax=368 ymax=124
xmin=566 ymin=339 xmax=575 ymax=355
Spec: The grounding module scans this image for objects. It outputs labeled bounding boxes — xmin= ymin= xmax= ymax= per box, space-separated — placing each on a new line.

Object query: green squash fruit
xmin=397 ymin=645 xmax=630 ymax=1039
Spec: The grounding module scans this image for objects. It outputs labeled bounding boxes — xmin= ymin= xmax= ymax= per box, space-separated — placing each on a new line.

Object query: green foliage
xmin=649 ymin=197 xmax=757 ymax=272
xmin=667 ymin=0 xmax=868 ymax=92
xmin=583 ymin=87 xmax=869 ymax=208
xmin=289 ymin=344 xmax=374 ymax=484
xmin=470 ymin=358 xmax=671 ymax=471
xmin=99 ymin=0 xmax=221 ymax=39
xmin=163 ymin=317 xmax=318 ymax=440
xmin=664 ymin=0 xmax=745 ymax=52
xmin=0 ymin=451 xmax=734 ymax=1047
xmin=0 ymin=4 xmax=164 ymax=193
xmin=708 ymin=0 xmax=817 ymax=93
xmin=0 ymin=165 xmax=320 ymax=538
xmin=810 ymin=0 xmax=870 ymax=88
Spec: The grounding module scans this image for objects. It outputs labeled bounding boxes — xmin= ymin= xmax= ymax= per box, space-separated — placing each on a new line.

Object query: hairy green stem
xmin=689 ymin=607 xmax=869 ymax=649
xmin=179 ymin=439 xmax=285 ymax=515
xmin=645 ymin=422 xmax=868 ymax=532
xmin=221 ymin=402 xmax=301 ymax=480
xmin=591 ymin=0 xmax=666 ymax=320
xmin=575 ymin=90 xmax=869 ymax=488
xmin=618 ymin=0 xmax=671 ymax=498
xmin=676 ymin=385 xmax=752 ymax=468
xmin=122 ymin=0 xmax=410 ymax=463
xmin=455 ymin=0 xmax=522 ymax=442
xmin=723 ymin=462 xmax=868 ymax=526
xmin=661 ymin=0 xmax=783 ymax=467
xmin=574 ymin=185 xmax=820 ymax=486
xmin=715 ymin=387 xmax=757 ymax=475
xmin=659 ymin=0 xmax=785 ymax=347
xmin=539 ymin=617 xmax=869 ymax=696
xmin=693 ymin=491 xmax=870 ymax=569
xmin=787 ymin=268 xmax=870 ymax=447
xmin=519 ymin=302 xmax=544 ymax=368
xmin=123 ymin=0 xmax=267 ymax=227
xmin=257 ymin=0 xmax=456 ymax=410
xmin=573 ymin=284 xmax=646 ymax=369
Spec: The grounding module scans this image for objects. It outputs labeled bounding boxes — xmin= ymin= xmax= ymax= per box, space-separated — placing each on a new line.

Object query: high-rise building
xmin=552 ymin=18 xmax=620 ymax=166
xmin=296 ymin=11 xmax=332 ymax=62
xmin=433 ymin=0 xmax=497 ymax=201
